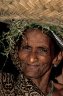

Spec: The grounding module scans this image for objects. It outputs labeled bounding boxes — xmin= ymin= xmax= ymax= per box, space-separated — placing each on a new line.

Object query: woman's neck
xmin=31 ymin=68 xmax=51 ymax=95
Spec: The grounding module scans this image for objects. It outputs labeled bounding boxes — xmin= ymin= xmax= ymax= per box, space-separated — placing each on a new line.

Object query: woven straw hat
xmin=0 ymin=0 xmax=63 ymax=26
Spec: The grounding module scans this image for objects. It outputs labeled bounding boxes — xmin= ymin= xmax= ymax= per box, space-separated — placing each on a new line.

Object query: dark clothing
xmin=0 ymin=72 xmax=44 ymax=96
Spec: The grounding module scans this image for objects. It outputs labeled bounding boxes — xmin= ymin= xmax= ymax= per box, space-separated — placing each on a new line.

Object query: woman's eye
xmin=40 ymin=48 xmax=47 ymax=52
xmin=21 ymin=45 xmax=31 ymax=52
xmin=37 ymin=47 xmax=48 ymax=55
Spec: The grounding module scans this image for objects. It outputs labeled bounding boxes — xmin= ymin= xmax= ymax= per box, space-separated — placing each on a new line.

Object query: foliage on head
xmin=1 ymin=19 xmax=62 ymax=58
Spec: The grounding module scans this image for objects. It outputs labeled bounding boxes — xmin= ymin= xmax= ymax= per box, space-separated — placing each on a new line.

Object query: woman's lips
xmin=26 ymin=64 xmax=39 ymax=69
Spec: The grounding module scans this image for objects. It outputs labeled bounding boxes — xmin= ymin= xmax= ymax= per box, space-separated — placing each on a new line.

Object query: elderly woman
xmin=0 ymin=20 xmax=63 ymax=96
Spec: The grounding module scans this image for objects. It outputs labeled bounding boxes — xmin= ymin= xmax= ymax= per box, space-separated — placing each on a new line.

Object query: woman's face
xmin=18 ymin=29 xmax=54 ymax=79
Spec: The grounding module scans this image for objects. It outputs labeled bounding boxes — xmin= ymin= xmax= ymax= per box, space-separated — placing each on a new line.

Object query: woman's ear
xmin=52 ymin=51 xmax=62 ymax=67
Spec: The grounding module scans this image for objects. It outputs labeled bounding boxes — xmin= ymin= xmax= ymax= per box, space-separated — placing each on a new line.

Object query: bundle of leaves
xmin=0 ymin=19 xmax=63 ymax=64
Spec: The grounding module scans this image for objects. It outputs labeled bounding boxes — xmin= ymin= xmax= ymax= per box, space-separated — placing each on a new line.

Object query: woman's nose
xmin=28 ymin=52 xmax=38 ymax=64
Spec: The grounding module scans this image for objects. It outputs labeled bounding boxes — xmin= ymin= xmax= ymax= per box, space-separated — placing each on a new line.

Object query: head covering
xmin=9 ymin=20 xmax=63 ymax=49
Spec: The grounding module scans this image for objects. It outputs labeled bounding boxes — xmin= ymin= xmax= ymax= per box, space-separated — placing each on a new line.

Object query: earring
xmin=54 ymin=64 xmax=57 ymax=67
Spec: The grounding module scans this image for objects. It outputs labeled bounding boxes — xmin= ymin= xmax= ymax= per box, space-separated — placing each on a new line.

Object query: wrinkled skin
xmin=18 ymin=29 xmax=54 ymax=79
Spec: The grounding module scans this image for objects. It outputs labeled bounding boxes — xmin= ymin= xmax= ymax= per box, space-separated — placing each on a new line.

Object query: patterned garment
xmin=15 ymin=71 xmax=45 ymax=96
xmin=0 ymin=72 xmax=15 ymax=96
xmin=0 ymin=72 xmax=45 ymax=96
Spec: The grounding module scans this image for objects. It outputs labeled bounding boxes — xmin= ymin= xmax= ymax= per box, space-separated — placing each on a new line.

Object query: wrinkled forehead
xmin=22 ymin=28 xmax=53 ymax=43
xmin=21 ymin=29 xmax=54 ymax=48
